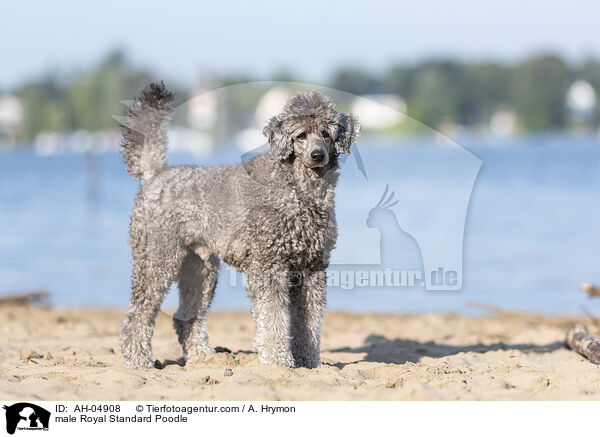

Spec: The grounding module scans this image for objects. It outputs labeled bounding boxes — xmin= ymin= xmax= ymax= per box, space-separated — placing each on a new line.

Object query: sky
xmin=2 ymin=0 xmax=600 ymax=89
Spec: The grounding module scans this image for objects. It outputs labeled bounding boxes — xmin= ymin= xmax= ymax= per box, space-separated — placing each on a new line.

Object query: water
xmin=1 ymin=135 xmax=600 ymax=315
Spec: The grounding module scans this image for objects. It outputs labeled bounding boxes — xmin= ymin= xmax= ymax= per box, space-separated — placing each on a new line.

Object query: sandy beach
xmin=1 ymin=305 xmax=599 ymax=401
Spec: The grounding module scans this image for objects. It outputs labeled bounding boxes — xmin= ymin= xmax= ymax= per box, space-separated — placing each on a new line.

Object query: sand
xmin=1 ymin=305 xmax=599 ymax=400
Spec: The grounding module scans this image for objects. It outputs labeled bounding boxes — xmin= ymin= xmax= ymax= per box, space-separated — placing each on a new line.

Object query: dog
xmin=119 ymin=82 xmax=359 ymax=368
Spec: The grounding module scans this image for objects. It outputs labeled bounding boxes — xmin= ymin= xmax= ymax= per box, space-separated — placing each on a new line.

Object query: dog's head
xmin=263 ymin=90 xmax=360 ymax=169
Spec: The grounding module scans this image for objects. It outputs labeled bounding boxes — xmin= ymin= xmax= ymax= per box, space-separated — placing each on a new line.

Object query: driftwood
xmin=566 ymin=324 xmax=600 ymax=364
xmin=580 ymin=282 xmax=600 ymax=297
xmin=466 ymin=301 xmax=556 ymax=325
xmin=467 ymin=301 xmax=516 ymax=316
xmin=0 ymin=290 xmax=49 ymax=306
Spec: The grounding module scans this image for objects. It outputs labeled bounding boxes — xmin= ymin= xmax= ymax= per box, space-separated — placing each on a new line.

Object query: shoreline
xmin=1 ymin=306 xmax=599 ymax=400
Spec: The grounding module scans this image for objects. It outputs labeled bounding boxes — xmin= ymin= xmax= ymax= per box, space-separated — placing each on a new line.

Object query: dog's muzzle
xmin=307 ymin=145 xmax=329 ymax=167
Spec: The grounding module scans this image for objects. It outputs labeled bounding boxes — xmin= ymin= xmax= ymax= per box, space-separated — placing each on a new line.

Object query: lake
xmin=1 ymin=134 xmax=599 ymax=315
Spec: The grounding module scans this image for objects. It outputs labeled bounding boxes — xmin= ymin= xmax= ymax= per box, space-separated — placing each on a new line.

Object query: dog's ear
xmin=263 ymin=115 xmax=293 ymax=160
xmin=335 ymin=112 xmax=360 ymax=155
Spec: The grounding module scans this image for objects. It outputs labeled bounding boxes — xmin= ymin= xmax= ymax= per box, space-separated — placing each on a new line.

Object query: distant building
xmin=169 ymin=127 xmax=213 ymax=156
xmin=350 ymin=94 xmax=406 ymax=130
xmin=0 ymin=94 xmax=24 ymax=144
xmin=187 ymin=89 xmax=218 ymax=130
xmin=254 ymin=87 xmax=289 ymax=126
xmin=489 ymin=106 xmax=518 ymax=137
xmin=566 ymin=80 xmax=597 ymax=126
xmin=236 ymin=87 xmax=290 ymax=152
xmin=181 ymin=88 xmax=218 ymax=155
xmin=33 ymin=131 xmax=63 ymax=156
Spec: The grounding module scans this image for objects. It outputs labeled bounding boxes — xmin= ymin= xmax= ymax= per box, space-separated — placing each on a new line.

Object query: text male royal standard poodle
xmin=119 ymin=82 xmax=360 ymax=368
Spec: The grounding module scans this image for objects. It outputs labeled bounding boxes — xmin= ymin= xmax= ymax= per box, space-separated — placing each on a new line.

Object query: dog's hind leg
xmin=120 ymin=265 xmax=175 ymax=369
xmin=120 ymin=237 xmax=185 ymax=369
xmin=173 ymin=250 xmax=220 ymax=363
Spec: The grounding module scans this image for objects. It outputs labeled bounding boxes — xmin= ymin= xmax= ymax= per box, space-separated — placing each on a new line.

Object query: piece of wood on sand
xmin=0 ymin=290 xmax=49 ymax=306
xmin=566 ymin=324 xmax=600 ymax=364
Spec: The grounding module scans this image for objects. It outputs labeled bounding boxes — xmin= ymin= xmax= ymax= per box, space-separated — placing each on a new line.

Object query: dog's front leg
xmin=247 ymin=268 xmax=295 ymax=367
xmin=290 ymin=270 xmax=326 ymax=368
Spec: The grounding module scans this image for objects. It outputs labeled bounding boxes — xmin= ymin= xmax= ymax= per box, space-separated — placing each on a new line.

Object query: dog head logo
xmin=3 ymin=403 xmax=50 ymax=434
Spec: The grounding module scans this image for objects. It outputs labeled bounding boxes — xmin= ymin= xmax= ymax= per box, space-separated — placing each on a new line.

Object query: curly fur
xmin=120 ymin=81 xmax=174 ymax=181
xmin=119 ymin=83 xmax=360 ymax=368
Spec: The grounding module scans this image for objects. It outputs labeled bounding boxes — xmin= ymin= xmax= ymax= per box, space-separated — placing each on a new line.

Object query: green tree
xmin=510 ymin=55 xmax=572 ymax=130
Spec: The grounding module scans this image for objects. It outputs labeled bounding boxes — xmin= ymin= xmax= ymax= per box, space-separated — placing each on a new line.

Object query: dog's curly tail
xmin=120 ymin=81 xmax=174 ymax=182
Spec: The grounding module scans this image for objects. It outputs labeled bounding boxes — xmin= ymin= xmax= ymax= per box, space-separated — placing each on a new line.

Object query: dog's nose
xmin=311 ymin=150 xmax=325 ymax=162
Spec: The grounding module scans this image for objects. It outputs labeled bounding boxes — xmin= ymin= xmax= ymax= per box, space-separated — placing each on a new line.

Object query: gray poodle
xmin=119 ymin=82 xmax=360 ymax=369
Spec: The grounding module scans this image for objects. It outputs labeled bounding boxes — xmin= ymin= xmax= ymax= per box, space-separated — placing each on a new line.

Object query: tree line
xmin=5 ymin=51 xmax=600 ymax=142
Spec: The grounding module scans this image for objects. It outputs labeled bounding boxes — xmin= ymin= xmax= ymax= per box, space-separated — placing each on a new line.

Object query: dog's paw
xmin=291 ymin=345 xmax=322 ymax=368
xmin=123 ymin=357 xmax=156 ymax=369
xmin=184 ymin=346 xmax=214 ymax=364
xmin=294 ymin=355 xmax=322 ymax=369
xmin=257 ymin=350 xmax=295 ymax=367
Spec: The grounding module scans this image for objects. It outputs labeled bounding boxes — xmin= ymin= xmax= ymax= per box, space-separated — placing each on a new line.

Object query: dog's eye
xmin=296 ymin=132 xmax=306 ymax=140
xmin=322 ymin=130 xmax=330 ymax=139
